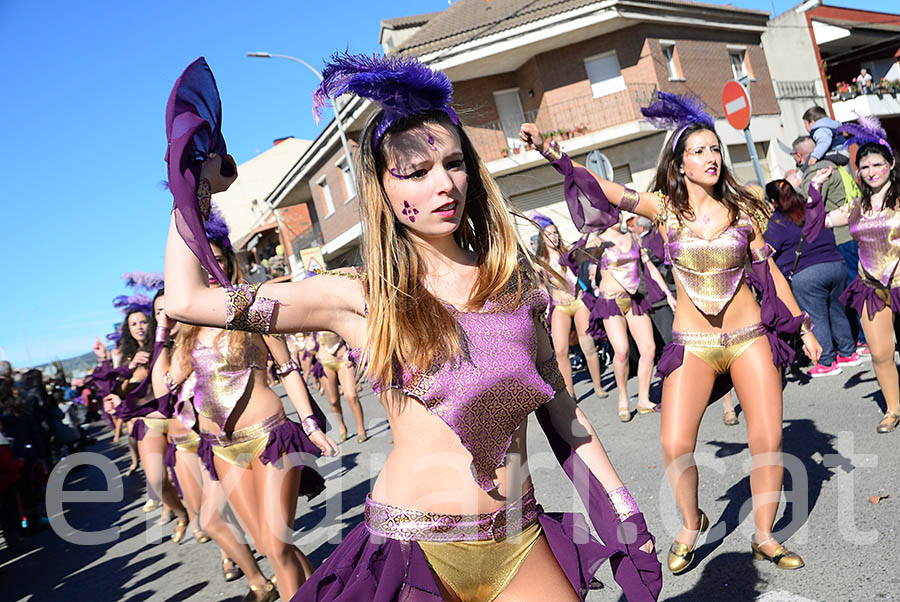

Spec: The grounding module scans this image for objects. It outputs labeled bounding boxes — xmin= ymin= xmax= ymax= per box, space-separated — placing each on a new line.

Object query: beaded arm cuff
xmin=536 ymin=356 xmax=566 ymax=394
xmin=607 ymin=486 xmax=640 ymax=523
xmin=750 ymin=244 xmax=775 ymax=264
xmin=619 ymin=187 xmax=640 ymax=213
xmin=196 ymin=177 xmax=211 ymax=220
xmin=163 ymin=371 xmax=180 ymax=394
xmin=301 ymin=416 xmax=322 ymax=436
xmin=540 ymin=141 xmax=563 ymax=162
xmin=155 ymin=326 xmax=170 ymax=344
xmin=226 ymin=283 xmax=276 ymax=334
xmin=276 ymin=359 xmax=300 ymax=377
xmin=799 ymin=312 xmax=814 ymax=336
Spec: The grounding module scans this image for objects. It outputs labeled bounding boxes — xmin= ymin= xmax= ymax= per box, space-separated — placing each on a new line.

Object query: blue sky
xmin=0 ymin=0 xmax=891 ymax=368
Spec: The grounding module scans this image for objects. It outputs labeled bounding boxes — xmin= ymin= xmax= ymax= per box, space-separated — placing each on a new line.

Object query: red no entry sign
xmin=722 ymin=80 xmax=751 ymax=131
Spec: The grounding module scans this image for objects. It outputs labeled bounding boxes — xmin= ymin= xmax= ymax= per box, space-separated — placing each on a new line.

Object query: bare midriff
xmin=371 ymin=395 xmax=534 ymax=516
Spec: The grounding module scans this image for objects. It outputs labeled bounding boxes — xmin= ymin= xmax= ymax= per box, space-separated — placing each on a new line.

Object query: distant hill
xmin=32 ymin=351 xmax=99 ymax=379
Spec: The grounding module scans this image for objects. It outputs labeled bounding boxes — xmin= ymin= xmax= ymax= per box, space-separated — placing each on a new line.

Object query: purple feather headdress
xmin=106 ymin=328 xmax=122 ymax=345
xmin=641 ymin=91 xmax=715 ymax=151
xmin=838 ymin=113 xmax=893 ymax=155
xmin=312 ymin=51 xmax=460 ymax=147
xmin=112 ymin=293 xmax=153 ymax=317
xmin=530 ymin=212 xmax=555 ymax=230
xmin=205 ymin=204 xmax=232 ymax=250
xmin=121 ymin=271 xmax=165 ymax=291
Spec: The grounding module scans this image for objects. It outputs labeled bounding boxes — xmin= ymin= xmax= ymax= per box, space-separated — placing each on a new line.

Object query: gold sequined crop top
xmin=599 ymin=235 xmax=642 ymax=295
xmin=659 ymin=198 xmax=762 ymax=316
xmin=846 ymin=197 xmax=900 ymax=288
xmin=190 ymin=335 xmax=268 ymax=431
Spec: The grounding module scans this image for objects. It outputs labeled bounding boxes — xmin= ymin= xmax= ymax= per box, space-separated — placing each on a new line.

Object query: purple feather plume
xmin=122 ymin=271 xmax=165 ymax=291
xmin=106 ymin=329 xmax=122 ymax=345
xmin=205 ymin=204 xmax=232 ymax=250
xmin=112 ymin=293 xmax=153 ymax=316
xmin=838 ymin=112 xmax=891 ymax=151
xmin=641 ymin=91 xmax=714 ymax=130
xmin=530 ymin=212 xmax=555 ymax=230
xmin=313 ymin=51 xmax=459 ymax=145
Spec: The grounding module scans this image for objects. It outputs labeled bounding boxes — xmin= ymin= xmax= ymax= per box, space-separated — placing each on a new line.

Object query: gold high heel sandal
xmin=667 ymin=510 xmax=709 ymax=574
xmin=192 ymin=527 xmax=211 ymax=544
xmin=242 ymin=579 xmax=277 ymax=602
xmin=751 ymin=538 xmax=804 ymax=569
xmin=876 ymin=411 xmax=900 ymax=434
xmin=222 ymin=557 xmax=243 ymax=582
xmin=171 ymin=518 xmax=189 ymax=544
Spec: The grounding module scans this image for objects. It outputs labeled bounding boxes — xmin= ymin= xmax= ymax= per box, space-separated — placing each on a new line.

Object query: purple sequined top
xmin=355 ymin=275 xmax=557 ymax=492
xmin=600 ymin=235 xmax=642 ymax=295
xmin=190 ymin=337 xmax=267 ymax=431
xmin=846 ymin=197 xmax=900 ymax=287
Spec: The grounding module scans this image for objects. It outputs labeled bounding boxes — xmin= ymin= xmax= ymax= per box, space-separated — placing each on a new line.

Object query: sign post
xmin=722 ymin=79 xmax=765 ymax=186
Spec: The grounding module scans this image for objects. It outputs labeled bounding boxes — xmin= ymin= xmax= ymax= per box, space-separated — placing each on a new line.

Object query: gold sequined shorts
xmin=674 ymin=323 xmax=767 ymax=375
xmin=365 ymin=488 xmax=542 ymax=602
xmin=599 ymin=291 xmax=633 ymax=315
xmin=203 ymin=412 xmax=286 ymax=469
xmin=142 ymin=417 xmax=169 ymax=436
xmin=554 ymin=298 xmax=586 ymax=317
xmin=319 ymin=357 xmax=348 ymax=372
xmin=170 ymin=430 xmax=200 ymax=454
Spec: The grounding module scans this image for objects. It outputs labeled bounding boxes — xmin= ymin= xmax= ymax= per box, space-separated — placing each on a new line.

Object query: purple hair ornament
xmin=112 ymin=294 xmax=153 ymax=317
xmin=312 ymin=51 xmax=460 ymax=147
xmin=641 ymin=91 xmax=715 ymax=151
xmin=204 ymin=204 xmax=233 ymax=250
xmin=838 ymin=112 xmax=893 ymax=156
xmin=106 ymin=329 xmax=122 ymax=345
xmin=530 ymin=212 xmax=556 ymax=230
xmin=121 ymin=271 xmax=165 ymax=291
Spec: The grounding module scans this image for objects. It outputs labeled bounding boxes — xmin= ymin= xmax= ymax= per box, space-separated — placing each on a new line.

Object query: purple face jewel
xmin=427 ymin=133 xmax=436 ymax=149
xmin=401 ymin=200 xmax=420 ymax=223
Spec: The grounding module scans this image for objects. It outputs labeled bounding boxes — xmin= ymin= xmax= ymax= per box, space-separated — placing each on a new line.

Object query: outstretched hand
xmin=810 ymin=166 xmax=833 ymax=191
xmin=519 ymin=123 xmax=544 ymax=153
xmin=311 ymin=431 xmax=340 ymax=457
xmin=200 ymin=153 xmax=238 ymax=194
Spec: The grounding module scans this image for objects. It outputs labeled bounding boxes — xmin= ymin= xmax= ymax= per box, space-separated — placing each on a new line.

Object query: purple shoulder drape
xmin=165 ymin=57 xmax=231 ymax=288
xmin=549 ymin=154 xmax=621 ymax=234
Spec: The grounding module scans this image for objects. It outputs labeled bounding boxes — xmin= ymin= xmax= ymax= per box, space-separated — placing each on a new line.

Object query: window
xmin=493 ymin=89 xmax=525 ymax=149
xmin=584 ymin=52 xmax=627 ymax=98
xmin=660 ymin=42 xmax=681 ymax=80
xmin=318 ymin=177 xmax=335 ymax=216
xmin=729 ymin=49 xmax=748 ymax=80
xmin=612 ymin=164 xmax=633 ymax=186
xmin=337 ymin=157 xmax=355 ymax=200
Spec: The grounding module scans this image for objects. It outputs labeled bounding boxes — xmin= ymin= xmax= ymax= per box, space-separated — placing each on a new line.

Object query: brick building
xmin=270 ymin=0 xmax=787 ymax=268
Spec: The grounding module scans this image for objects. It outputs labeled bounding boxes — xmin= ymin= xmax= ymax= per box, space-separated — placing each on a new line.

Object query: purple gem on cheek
xmin=401 ymin=200 xmax=419 ymax=222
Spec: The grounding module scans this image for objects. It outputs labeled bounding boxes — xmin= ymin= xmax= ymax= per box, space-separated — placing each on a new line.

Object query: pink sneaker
xmin=857 ymin=344 xmax=871 ymax=356
xmin=809 ymin=362 xmax=842 ymax=377
xmin=837 ymin=352 xmax=863 ymax=367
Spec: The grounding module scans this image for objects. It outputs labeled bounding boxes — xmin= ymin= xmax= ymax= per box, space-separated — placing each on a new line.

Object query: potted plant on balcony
xmin=888 ymin=79 xmax=900 ymax=98
xmin=836 ymin=81 xmax=853 ymax=101
xmin=558 ymin=128 xmax=568 ymax=140
xmin=577 ymin=123 xmax=588 ymax=135
xmin=512 ymin=143 xmax=522 ymax=155
xmin=500 ymin=147 xmax=509 ymax=158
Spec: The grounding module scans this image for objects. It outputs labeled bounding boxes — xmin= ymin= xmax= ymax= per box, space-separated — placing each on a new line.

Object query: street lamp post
xmin=247 ymin=51 xmax=357 ymax=184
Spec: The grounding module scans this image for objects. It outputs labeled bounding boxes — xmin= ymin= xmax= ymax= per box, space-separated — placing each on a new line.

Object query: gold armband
xmin=541 ymin=141 xmax=563 ymax=163
xmin=750 ymin=244 xmax=775 ymax=263
xmin=619 ymin=187 xmax=640 ymax=213
xmin=226 ymin=283 xmax=276 ymax=334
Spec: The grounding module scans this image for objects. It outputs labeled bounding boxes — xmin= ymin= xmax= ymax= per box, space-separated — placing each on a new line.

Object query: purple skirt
xmin=583 ymin=291 xmax=650 ymax=339
xmin=131 ymin=418 xmax=147 ymax=441
xmin=312 ymin=360 xmax=325 ymax=380
xmin=840 ymin=275 xmax=900 ymax=320
xmin=164 ymin=441 xmax=183 ymax=498
xmin=291 ymin=511 xmax=613 ymax=602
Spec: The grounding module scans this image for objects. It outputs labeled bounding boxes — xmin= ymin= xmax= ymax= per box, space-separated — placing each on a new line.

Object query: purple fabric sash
xmin=84 ymin=361 xmax=132 ymax=399
xmin=131 ymin=418 xmax=147 ymax=442
xmin=582 ymin=290 xmax=650 ymax=339
xmin=164 ymin=442 xmax=183 ymax=499
xmin=115 ymin=340 xmax=174 ymax=421
xmin=746 ymin=257 xmax=805 ymax=368
xmin=549 ymin=153 xmax=621 ymax=234
xmin=197 ymin=436 xmax=219 ymax=481
xmin=258 ymin=418 xmax=326 ymax=501
xmin=165 ymin=57 xmax=231 ymax=288
xmin=804 ymin=186 xmax=827 ymax=243
xmin=840 ymin=275 xmax=900 ymax=319
xmin=312 ymin=359 xmax=325 ymax=379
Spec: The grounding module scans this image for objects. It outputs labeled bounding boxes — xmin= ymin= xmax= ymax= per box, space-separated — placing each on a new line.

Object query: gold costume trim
xmin=142 ymin=417 xmax=169 ymax=436
xmin=600 ymin=291 xmax=632 ymax=315
xmin=170 ymin=431 xmax=200 ymax=454
xmin=554 ymin=298 xmax=585 ymax=317
xmin=674 ymin=323 xmax=766 ymax=374
xmin=204 ymin=412 xmax=286 ymax=470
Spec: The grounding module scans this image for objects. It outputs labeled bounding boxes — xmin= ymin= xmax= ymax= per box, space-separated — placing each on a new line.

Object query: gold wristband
xmin=541 ymin=142 xmax=563 ymax=162
xmin=226 ymin=283 xmax=276 ymax=334
xmin=620 ymin=187 xmax=640 ymax=213
xmin=799 ymin=313 xmax=814 ymax=336
xmin=196 ymin=177 xmax=211 ymax=220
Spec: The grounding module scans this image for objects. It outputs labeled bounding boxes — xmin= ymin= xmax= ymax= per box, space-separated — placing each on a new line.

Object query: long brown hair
xmin=856 ymin=142 xmax=899 ymax=213
xmin=651 ymin=123 xmax=769 ymax=227
xmin=173 ymin=243 xmax=255 ymax=373
xmin=356 ymin=110 xmax=539 ymax=391
xmin=766 ymin=179 xmax=805 ymax=226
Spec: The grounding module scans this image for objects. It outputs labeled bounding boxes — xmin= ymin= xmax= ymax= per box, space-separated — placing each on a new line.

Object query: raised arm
xmin=519 ymin=123 xmax=659 ymax=221
xmin=164 ymin=154 xmax=366 ymax=341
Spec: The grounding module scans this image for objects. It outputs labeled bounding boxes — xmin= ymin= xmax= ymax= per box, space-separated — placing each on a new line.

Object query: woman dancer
xmin=521 ymin=91 xmax=820 ymax=574
xmin=808 ymin=116 xmax=900 ymax=433
xmin=316 ymin=331 xmax=368 ymax=443
xmin=164 ymin=53 xmax=661 ymax=601
xmin=533 ymin=215 xmax=608 ymax=401
xmin=106 ymin=296 xmax=190 ymax=542
xmin=586 ymin=213 xmax=674 ymax=421
xmin=164 ymin=209 xmax=338 ymax=601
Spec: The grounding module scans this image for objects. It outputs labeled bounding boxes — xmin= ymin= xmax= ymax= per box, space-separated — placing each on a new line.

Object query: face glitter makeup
xmin=402 ymin=200 xmax=419 ymax=222
xmin=390 ymin=168 xmax=411 ymax=180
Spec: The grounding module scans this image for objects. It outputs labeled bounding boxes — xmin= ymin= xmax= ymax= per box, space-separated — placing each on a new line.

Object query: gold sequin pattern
xmin=847 ymin=198 xmax=900 ymax=287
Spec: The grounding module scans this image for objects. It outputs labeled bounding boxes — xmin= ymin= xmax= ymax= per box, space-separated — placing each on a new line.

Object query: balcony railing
xmin=774 ymin=80 xmax=820 ymax=99
xmin=466 ymin=83 xmax=658 ymax=163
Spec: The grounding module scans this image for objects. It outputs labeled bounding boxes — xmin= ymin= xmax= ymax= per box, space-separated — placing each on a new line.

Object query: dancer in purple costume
xmin=583 ymin=212 xmax=674 ymax=422
xmin=164 ymin=53 xmax=661 ymax=602
xmin=163 ymin=208 xmax=338 ymax=601
xmin=532 ymin=215 xmax=608 ymax=401
xmin=806 ymin=114 xmax=900 ymax=434
xmin=521 ymin=91 xmax=821 ymax=574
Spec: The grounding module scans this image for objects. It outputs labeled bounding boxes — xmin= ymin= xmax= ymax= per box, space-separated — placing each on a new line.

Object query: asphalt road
xmin=2 ymin=356 xmax=897 ymax=602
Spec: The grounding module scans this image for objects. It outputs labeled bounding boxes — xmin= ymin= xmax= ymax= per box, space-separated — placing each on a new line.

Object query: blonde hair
xmin=173 ymin=242 xmax=256 ymax=374
xmin=356 ymin=111 xmax=545 ymax=391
